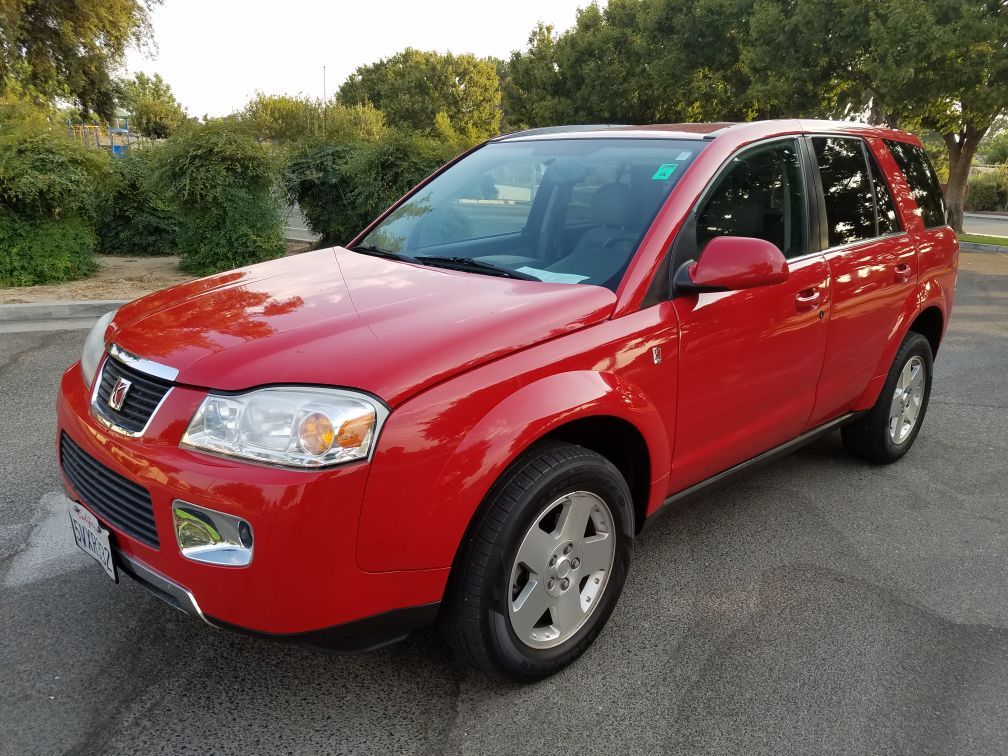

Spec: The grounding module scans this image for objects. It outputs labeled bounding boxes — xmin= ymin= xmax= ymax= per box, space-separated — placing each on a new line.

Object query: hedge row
xmin=283 ymin=132 xmax=460 ymax=246
xmin=966 ymin=169 xmax=1008 ymax=212
xmin=0 ymin=124 xmax=105 ymax=286
xmin=1 ymin=112 xmax=465 ymax=286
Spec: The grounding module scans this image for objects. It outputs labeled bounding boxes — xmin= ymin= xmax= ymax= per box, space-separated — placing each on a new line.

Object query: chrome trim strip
xmin=108 ymin=343 xmax=179 ymax=382
xmin=116 ymin=550 xmax=213 ymax=626
xmin=820 ymin=231 xmax=909 ymax=256
xmin=89 ymin=354 xmax=174 ymax=438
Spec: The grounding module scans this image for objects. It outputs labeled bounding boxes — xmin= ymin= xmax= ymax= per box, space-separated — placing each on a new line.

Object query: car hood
xmin=108 ymin=247 xmax=616 ymax=406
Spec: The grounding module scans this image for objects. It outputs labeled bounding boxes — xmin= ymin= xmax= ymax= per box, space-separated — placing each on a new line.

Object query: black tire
xmin=842 ymin=331 xmax=934 ymax=464
xmin=441 ymin=440 xmax=634 ymax=682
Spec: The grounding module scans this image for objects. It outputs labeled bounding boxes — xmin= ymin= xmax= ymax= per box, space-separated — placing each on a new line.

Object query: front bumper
xmin=57 ymin=361 xmax=448 ymax=640
xmin=115 ymin=545 xmax=439 ymax=652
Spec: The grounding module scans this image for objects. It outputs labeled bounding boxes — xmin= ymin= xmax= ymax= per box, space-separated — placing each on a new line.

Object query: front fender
xmin=356 ymin=370 xmax=670 ymax=572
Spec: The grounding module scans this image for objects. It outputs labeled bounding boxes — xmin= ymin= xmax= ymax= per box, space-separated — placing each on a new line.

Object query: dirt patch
xmin=0 ymin=242 xmax=318 ymax=305
xmin=0 ymin=256 xmax=194 ymax=304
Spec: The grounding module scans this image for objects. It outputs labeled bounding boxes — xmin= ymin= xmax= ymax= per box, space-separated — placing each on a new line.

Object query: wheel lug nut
xmin=547 ymin=578 xmax=555 ymax=590
xmin=560 ymin=578 xmax=570 ymax=590
xmin=549 ymin=555 xmax=557 ymax=567
xmin=563 ymin=544 xmax=572 ymax=555
xmin=571 ymin=558 xmax=580 ymax=568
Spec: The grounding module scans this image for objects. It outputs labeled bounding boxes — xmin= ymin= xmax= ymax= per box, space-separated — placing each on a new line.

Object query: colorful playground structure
xmin=66 ymin=116 xmax=148 ymax=156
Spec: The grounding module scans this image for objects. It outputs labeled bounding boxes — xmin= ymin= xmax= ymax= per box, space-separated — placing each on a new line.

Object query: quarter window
xmin=867 ymin=150 xmax=901 ymax=235
xmin=884 ymin=140 xmax=947 ymax=228
xmin=697 ymin=139 xmax=807 ymax=259
xmin=812 ymin=137 xmax=875 ymax=247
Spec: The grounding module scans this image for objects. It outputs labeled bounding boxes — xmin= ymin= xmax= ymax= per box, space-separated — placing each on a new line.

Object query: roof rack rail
xmin=494 ymin=124 xmax=629 ymax=140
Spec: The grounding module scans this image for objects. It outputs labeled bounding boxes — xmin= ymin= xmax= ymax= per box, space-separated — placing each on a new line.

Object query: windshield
xmin=356 ymin=138 xmax=705 ymax=290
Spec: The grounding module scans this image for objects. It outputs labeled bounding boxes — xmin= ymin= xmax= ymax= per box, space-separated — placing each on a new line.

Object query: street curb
xmin=0 ymin=300 xmax=128 ymax=323
xmin=961 ymin=241 xmax=1008 ymax=253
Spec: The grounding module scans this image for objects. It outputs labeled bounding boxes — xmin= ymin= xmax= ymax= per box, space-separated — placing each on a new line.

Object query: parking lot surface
xmin=1 ymin=251 xmax=1006 ymax=755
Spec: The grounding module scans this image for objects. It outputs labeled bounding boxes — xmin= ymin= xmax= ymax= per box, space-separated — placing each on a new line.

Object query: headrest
xmin=590 ymin=182 xmax=633 ymax=227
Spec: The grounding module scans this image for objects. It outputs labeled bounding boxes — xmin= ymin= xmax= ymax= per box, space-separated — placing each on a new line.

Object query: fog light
xmin=172 ymin=501 xmax=254 ymax=567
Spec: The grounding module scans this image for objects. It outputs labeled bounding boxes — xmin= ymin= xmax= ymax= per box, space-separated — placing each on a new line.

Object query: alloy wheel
xmin=508 ymin=491 xmax=616 ymax=649
xmin=888 ymin=355 xmax=925 ymax=445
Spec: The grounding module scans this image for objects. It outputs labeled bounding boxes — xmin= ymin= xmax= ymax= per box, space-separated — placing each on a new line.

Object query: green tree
xmin=116 ymin=72 xmax=187 ymax=137
xmin=503 ymin=1 xmax=753 ymax=128
xmin=980 ymin=123 xmax=1008 ymax=165
xmin=0 ymin=0 xmax=157 ymax=120
xmin=502 ymin=24 xmax=572 ymax=128
xmin=338 ymin=48 xmax=501 ymax=141
xmin=746 ymin=0 xmax=1008 ymax=232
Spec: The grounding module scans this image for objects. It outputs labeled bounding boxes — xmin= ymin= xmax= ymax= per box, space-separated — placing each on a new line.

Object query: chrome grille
xmin=92 ymin=356 xmax=172 ymax=434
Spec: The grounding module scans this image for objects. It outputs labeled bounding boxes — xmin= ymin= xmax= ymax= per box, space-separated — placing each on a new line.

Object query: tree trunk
xmin=942 ymin=130 xmax=983 ymax=234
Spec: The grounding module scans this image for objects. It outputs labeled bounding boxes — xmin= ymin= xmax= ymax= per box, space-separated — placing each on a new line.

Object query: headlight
xmin=80 ymin=310 xmax=117 ymax=389
xmin=180 ymin=387 xmax=388 ymax=468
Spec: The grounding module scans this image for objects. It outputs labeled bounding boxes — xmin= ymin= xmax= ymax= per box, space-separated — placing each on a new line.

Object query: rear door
xmin=669 ymin=138 xmax=831 ymax=490
xmin=806 ymin=135 xmax=918 ymax=426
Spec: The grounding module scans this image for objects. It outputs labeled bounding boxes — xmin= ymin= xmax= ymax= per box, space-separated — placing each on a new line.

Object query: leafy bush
xmin=239 ymin=94 xmax=387 ymax=143
xmin=966 ymin=169 xmax=1008 ymax=212
xmin=0 ymin=213 xmax=97 ymax=286
xmin=156 ymin=123 xmax=285 ymax=275
xmin=96 ymin=146 xmax=177 ymax=254
xmin=0 ymin=117 xmax=108 ymax=285
xmin=284 ymin=131 xmax=460 ymax=245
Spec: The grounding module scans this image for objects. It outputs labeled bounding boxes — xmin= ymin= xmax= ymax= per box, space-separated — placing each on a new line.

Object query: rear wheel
xmin=842 ymin=331 xmax=933 ymax=464
xmin=442 ymin=441 xmax=634 ymax=681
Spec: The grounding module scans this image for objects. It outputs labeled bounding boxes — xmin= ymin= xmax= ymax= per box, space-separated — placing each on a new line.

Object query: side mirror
xmin=674 ymin=236 xmax=789 ymax=294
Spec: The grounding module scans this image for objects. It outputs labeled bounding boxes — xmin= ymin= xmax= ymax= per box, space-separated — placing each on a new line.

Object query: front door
xmin=668 ymin=138 xmax=830 ymax=492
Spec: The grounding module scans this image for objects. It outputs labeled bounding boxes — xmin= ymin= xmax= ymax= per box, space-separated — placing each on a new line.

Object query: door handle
xmin=894 ymin=263 xmax=912 ymax=283
xmin=795 ymin=288 xmax=821 ymax=312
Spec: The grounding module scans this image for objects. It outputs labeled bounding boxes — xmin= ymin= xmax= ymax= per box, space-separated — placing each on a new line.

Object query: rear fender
xmin=852 ymin=280 xmax=948 ymax=410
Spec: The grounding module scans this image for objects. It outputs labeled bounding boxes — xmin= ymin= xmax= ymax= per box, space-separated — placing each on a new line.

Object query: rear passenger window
xmin=884 ymin=140 xmax=947 ymax=228
xmin=697 ymin=139 xmax=807 ymax=259
xmin=812 ymin=137 xmax=875 ymax=247
xmin=867 ymin=151 xmax=901 ymax=235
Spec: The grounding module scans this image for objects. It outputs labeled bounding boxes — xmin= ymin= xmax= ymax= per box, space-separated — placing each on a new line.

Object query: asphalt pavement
xmin=1 ymin=251 xmax=1007 ymax=755
xmin=964 ymin=213 xmax=1008 ymax=238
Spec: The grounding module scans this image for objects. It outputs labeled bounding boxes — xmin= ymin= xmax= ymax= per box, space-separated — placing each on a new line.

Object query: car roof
xmin=492 ymin=120 xmax=922 ymax=147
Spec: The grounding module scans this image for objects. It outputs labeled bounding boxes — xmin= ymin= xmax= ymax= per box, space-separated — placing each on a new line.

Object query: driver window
xmin=697 ymin=140 xmax=807 ymax=259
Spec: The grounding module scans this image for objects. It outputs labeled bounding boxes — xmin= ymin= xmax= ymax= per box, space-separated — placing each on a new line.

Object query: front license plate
xmin=68 ymin=501 xmax=117 ymax=582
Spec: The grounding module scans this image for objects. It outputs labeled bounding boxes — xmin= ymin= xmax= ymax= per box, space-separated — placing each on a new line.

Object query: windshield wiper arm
xmin=352 ymin=245 xmax=421 ymax=264
xmin=415 ymin=256 xmax=540 ymax=281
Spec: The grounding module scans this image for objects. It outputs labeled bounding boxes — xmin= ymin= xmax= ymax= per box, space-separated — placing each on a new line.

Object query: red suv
xmin=58 ymin=120 xmax=957 ymax=680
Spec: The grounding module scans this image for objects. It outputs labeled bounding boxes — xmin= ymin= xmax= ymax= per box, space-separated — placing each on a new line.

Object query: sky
xmin=124 ymin=0 xmax=587 ymax=118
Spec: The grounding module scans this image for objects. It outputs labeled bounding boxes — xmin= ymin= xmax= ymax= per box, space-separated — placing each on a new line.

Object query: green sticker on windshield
xmin=652 ymin=163 xmax=679 ymax=180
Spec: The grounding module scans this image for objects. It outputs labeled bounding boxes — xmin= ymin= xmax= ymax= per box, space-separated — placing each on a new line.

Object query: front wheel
xmin=842 ymin=331 xmax=934 ymax=464
xmin=442 ymin=441 xmax=634 ymax=681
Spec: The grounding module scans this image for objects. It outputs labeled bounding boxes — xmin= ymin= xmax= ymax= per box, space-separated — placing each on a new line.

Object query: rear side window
xmin=812 ymin=137 xmax=876 ymax=247
xmin=697 ymin=139 xmax=807 ymax=259
xmin=884 ymin=140 xmax=947 ymax=228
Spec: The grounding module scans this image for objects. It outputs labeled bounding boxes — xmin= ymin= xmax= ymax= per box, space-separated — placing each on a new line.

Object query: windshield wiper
xmin=352 ymin=244 xmax=421 ymax=264
xmin=415 ymin=256 xmax=540 ymax=281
